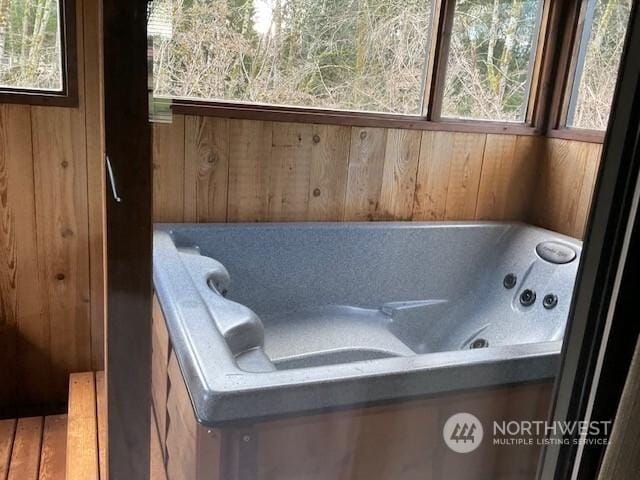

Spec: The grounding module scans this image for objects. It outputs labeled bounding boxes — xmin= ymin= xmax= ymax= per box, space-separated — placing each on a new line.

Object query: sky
xmin=254 ymin=0 xmax=275 ymax=35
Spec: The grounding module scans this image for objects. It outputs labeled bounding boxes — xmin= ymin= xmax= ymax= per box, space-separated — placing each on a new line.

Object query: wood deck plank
xmin=0 ymin=419 xmax=17 ymax=480
xmin=65 ymin=373 xmax=98 ymax=480
xmin=7 ymin=416 xmax=43 ymax=480
xmin=39 ymin=415 xmax=68 ymax=480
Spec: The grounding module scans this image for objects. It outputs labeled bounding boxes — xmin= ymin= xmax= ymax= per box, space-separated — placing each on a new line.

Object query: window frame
xmin=162 ymin=0 xmax=622 ymax=142
xmin=546 ymin=0 xmax=631 ymax=144
xmin=162 ymin=0 xmax=548 ymax=135
xmin=429 ymin=0 xmax=549 ymax=126
xmin=0 ymin=0 xmax=78 ymax=107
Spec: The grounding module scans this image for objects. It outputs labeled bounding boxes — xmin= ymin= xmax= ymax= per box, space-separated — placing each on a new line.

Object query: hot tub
xmin=153 ymin=222 xmax=581 ymax=425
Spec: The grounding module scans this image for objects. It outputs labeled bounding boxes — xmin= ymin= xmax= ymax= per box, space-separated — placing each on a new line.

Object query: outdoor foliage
xmin=0 ymin=0 xmax=629 ymax=128
xmin=150 ymin=0 xmax=434 ymax=114
xmin=442 ymin=0 xmax=542 ymax=122
xmin=0 ymin=0 xmax=61 ymax=90
xmin=569 ymin=0 xmax=632 ymax=130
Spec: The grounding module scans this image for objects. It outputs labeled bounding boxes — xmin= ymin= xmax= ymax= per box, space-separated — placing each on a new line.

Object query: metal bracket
xmin=106 ymin=155 xmax=123 ymax=203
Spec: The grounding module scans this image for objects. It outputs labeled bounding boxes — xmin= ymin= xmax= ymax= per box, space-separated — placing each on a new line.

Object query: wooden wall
xmin=152 ymin=115 xmax=603 ymax=239
xmin=529 ymin=138 xmax=603 ymax=239
xmin=152 ymin=116 xmax=543 ymax=224
xmin=0 ymin=0 xmax=104 ymax=412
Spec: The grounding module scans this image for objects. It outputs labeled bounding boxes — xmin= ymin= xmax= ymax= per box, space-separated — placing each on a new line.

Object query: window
xmin=440 ymin=0 xmax=543 ymax=122
xmin=150 ymin=0 xmax=435 ymax=115
xmin=0 ymin=0 xmax=63 ymax=91
xmin=0 ymin=0 xmax=76 ymax=105
xmin=567 ymin=0 xmax=632 ymax=131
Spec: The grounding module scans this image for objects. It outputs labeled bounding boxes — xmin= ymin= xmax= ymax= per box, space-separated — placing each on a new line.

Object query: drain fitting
xmin=470 ymin=338 xmax=489 ymax=349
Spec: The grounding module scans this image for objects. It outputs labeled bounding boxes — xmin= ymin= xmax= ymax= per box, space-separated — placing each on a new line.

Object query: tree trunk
xmin=486 ymin=0 xmax=501 ymax=93
xmin=498 ymin=0 xmax=523 ymax=109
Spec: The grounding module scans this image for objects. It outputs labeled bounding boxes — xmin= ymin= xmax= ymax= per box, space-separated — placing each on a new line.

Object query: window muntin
xmin=0 ymin=0 xmax=63 ymax=91
xmin=567 ymin=0 xmax=632 ymax=131
xmin=441 ymin=0 xmax=543 ymax=123
xmin=150 ymin=0 xmax=434 ymax=115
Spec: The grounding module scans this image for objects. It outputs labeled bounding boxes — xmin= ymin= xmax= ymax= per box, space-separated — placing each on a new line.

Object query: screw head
xmin=520 ymin=289 xmax=537 ymax=307
xmin=503 ymin=273 xmax=517 ymax=289
xmin=543 ymin=294 xmax=558 ymax=309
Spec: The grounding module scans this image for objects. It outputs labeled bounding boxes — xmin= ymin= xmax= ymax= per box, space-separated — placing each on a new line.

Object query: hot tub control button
xmin=543 ymin=294 xmax=558 ymax=309
xmin=520 ymin=289 xmax=537 ymax=307
xmin=536 ymin=241 xmax=577 ymax=264
xmin=503 ymin=273 xmax=517 ymax=289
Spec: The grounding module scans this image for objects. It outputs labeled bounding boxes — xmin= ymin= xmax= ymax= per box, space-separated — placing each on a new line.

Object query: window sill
xmin=547 ymin=127 xmax=605 ymax=144
xmin=170 ymin=99 xmax=541 ymax=136
xmin=0 ymin=89 xmax=78 ymax=108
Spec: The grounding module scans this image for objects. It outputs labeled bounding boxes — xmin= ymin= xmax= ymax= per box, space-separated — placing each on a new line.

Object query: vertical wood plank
xmin=83 ymin=0 xmax=106 ymax=372
xmin=0 ymin=419 xmax=16 ymax=479
xmin=377 ymin=129 xmax=421 ymax=220
xmin=574 ymin=143 xmax=603 ymax=238
xmin=475 ymin=134 xmax=518 ymax=220
xmin=32 ymin=104 xmax=92 ymax=402
xmin=343 ymin=127 xmax=388 ymax=221
xmin=504 ymin=135 xmax=543 ymax=221
xmin=96 ymin=371 xmax=107 ymax=480
xmin=531 ymin=138 xmax=601 ymax=238
xmin=307 ymin=125 xmax=351 ymax=221
xmin=268 ymin=122 xmax=313 ymax=221
xmin=227 ymin=120 xmax=273 ymax=222
xmin=152 ymin=297 xmax=169 ymax=459
xmin=153 ymin=115 xmax=186 ymax=222
xmin=165 ymin=352 xmax=198 ymax=480
xmin=413 ymin=131 xmax=453 ymax=220
xmin=38 ymin=415 xmax=67 ymax=480
xmin=257 ymin=412 xmax=361 ymax=480
xmin=7 ymin=417 xmax=43 ymax=480
xmin=443 ymin=133 xmax=486 ymax=220
xmin=0 ymin=105 xmax=47 ymax=408
xmin=66 ymin=372 xmax=98 ymax=480
xmin=150 ymin=411 xmax=168 ymax=480
xmin=184 ymin=116 xmax=229 ymax=222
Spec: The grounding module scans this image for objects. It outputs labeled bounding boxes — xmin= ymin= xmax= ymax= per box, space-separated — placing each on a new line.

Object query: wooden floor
xmin=0 ymin=415 xmax=68 ymax=480
xmin=0 ymin=371 xmax=165 ymax=480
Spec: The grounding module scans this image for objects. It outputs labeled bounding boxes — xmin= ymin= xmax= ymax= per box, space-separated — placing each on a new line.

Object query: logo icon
xmin=443 ymin=412 xmax=483 ymax=453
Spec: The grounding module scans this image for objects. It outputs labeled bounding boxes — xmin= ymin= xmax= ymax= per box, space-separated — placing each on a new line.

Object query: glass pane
xmin=441 ymin=0 xmax=543 ymax=122
xmin=150 ymin=0 xmax=434 ymax=115
xmin=0 ymin=0 xmax=63 ymax=91
xmin=567 ymin=0 xmax=632 ymax=130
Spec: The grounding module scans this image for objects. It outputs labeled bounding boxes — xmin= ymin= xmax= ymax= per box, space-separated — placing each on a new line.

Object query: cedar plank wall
xmin=530 ymin=138 xmax=603 ymax=238
xmin=0 ymin=0 xmax=104 ymax=412
xmin=152 ymin=115 xmax=602 ymax=240
xmin=153 ymin=117 xmax=545 ymax=224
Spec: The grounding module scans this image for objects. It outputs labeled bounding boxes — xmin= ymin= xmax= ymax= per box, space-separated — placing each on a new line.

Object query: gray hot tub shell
xmin=152 ymin=222 xmax=581 ymax=425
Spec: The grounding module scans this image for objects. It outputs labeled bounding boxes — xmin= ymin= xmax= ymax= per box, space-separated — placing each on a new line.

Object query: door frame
xmin=103 ymin=0 xmax=153 ymax=479
xmin=539 ymin=1 xmax=640 ymax=478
